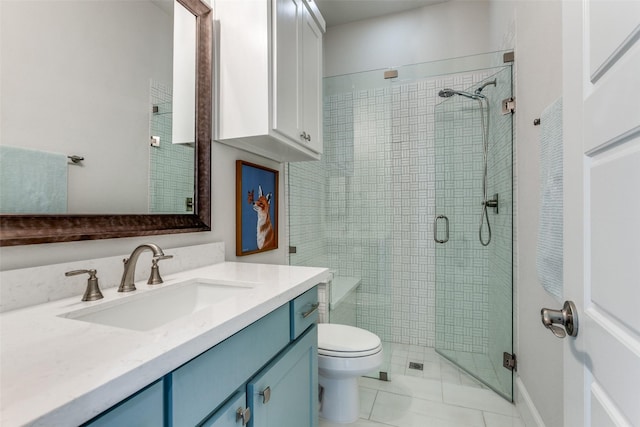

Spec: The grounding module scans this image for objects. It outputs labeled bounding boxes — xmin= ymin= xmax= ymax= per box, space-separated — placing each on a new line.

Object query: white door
xmin=563 ymin=1 xmax=640 ymax=426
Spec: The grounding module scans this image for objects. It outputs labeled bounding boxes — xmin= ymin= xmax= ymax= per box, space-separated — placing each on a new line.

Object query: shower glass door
xmin=434 ymin=67 xmax=513 ymax=400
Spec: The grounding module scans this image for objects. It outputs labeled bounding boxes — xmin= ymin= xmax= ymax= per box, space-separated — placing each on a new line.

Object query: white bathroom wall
xmin=323 ymin=0 xmax=501 ymax=77
xmin=508 ymin=1 xmax=565 ymax=426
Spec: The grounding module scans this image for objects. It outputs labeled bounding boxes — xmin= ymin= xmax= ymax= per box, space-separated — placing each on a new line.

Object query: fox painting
xmin=249 ymin=185 xmax=275 ymax=250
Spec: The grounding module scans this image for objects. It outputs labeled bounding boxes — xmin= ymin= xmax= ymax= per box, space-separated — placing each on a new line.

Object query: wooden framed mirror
xmin=0 ymin=0 xmax=212 ymax=246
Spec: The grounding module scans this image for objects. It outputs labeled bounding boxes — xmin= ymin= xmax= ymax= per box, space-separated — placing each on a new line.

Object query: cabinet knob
xmin=259 ymin=386 xmax=271 ymax=404
xmin=300 ymin=132 xmax=311 ymax=142
xmin=236 ymin=407 xmax=251 ymax=425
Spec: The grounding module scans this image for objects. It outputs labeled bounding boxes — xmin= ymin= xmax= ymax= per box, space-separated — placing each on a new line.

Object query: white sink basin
xmin=59 ymin=279 xmax=255 ymax=331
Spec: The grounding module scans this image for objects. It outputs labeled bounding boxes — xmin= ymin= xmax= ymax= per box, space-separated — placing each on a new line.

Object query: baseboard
xmin=515 ymin=376 xmax=546 ymax=427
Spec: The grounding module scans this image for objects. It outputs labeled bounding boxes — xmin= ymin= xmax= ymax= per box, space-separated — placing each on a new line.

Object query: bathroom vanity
xmin=0 ymin=261 xmax=329 ymax=426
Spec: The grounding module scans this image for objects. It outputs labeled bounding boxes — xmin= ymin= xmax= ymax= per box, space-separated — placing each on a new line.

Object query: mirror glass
xmin=0 ymin=0 xmax=197 ymax=214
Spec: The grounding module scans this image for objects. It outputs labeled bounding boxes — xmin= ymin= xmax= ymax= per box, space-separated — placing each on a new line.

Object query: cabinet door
xmin=82 ymin=380 xmax=163 ymax=427
xmin=301 ymin=4 xmax=323 ymax=154
xmin=273 ymin=0 xmax=301 ymax=142
xmin=201 ymin=391 xmax=250 ymax=427
xmin=171 ymin=305 xmax=289 ymax=426
xmin=248 ymin=324 xmax=318 ymax=427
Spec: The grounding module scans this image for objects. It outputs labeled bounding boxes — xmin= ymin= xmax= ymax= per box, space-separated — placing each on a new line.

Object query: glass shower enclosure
xmin=288 ymin=52 xmax=514 ymax=400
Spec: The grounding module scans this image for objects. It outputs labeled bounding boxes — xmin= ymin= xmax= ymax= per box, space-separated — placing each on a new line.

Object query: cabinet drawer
xmin=290 ymin=286 xmax=318 ymax=340
xmin=82 ymin=380 xmax=163 ymax=427
xmin=171 ymin=304 xmax=289 ymax=426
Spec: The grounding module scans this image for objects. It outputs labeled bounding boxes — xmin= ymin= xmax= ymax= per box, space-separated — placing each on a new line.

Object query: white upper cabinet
xmin=214 ymin=0 xmax=325 ymax=162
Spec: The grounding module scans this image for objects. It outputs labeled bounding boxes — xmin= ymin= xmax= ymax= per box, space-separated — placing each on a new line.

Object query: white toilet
xmin=317 ymin=323 xmax=383 ymax=424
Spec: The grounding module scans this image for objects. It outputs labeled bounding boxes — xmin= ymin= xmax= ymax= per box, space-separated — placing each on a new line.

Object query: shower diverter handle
xmin=433 ymin=215 xmax=449 ymax=244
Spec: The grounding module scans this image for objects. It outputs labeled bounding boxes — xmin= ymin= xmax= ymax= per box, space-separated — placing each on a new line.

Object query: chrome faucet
xmin=118 ymin=243 xmax=173 ymax=292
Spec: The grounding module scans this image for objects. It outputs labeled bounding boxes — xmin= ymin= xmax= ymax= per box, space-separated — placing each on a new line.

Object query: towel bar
xmin=67 ymin=155 xmax=84 ymax=164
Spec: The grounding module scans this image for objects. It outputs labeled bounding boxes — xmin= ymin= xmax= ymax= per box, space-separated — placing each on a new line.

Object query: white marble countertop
xmin=0 ymin=262 xmax=329 ymax=427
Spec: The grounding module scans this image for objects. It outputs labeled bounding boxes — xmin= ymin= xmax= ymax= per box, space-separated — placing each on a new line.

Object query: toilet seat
xmin=318 ymin=323 xmax=382 ymax=358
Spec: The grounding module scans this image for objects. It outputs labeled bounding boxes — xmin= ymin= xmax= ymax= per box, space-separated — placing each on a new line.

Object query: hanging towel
xmin=536 ymin=98 xmax=563 ymax=301
xmin=0 ymin=146 xmax=68 ymax=213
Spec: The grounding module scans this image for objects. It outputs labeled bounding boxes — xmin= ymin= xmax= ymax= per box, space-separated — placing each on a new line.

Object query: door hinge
xmin=502 ymin=97 xmax=516 ymax=115
xmin=503 ymin=352 xmax=517 ymax=371
xmin=503 ymin=51 xmax=515 ymax=63
xmin=289 ymin=246 xmax=297 ymax=254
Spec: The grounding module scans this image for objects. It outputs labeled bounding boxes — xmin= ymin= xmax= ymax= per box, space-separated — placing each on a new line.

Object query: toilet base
xmin=318 ymin=373 xmax=359 ymax=424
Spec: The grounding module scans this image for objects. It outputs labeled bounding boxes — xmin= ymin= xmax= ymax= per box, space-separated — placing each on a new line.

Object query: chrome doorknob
xmin=541 ymin=300 xmax=578 ymax=338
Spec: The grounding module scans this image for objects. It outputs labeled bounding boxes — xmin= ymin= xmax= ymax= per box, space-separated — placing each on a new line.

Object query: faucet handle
xmin=147 ymin=254 xmax=173 ymax=285
xmin=65 ymin=269 xmax=104 ymax=302
xmin=65 ymin=269 xmax=95 ymax=277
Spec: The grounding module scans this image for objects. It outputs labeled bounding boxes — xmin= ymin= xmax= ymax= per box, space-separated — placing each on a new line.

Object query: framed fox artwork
xmin=236 ymin=160 xmax=279 ymax=256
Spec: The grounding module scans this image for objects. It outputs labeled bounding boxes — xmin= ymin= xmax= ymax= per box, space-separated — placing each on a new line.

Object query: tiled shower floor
xmin=320 ymin=344 xmax=524 ymax=427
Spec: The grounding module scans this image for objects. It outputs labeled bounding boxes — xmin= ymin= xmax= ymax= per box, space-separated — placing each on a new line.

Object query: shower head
xmin=438 ymin=88 xmax=483 ymax=100
xmin=475 ymin=79 xmax=497 ymax=95
xmin=438 ymin=89 xmax=456 ymax=98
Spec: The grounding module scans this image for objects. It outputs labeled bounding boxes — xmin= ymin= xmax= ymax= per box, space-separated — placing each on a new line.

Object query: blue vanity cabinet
xmin=82 ymin=380 xmax=163 ymax=427
xmin=247 ymin=324 xmax=318 ymax=427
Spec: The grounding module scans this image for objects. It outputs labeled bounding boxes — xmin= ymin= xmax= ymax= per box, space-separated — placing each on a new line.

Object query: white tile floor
xmin=320 ymin=345 xmax=524 ymax=427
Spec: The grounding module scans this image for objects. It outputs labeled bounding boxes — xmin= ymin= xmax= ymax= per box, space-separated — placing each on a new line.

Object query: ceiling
xmin=314 ymin=0 xmax=448 ymax=27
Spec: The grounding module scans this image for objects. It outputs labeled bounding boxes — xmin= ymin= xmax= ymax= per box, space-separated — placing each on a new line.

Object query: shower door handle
xmin=434 ymin=215 xmax=449 ymax=244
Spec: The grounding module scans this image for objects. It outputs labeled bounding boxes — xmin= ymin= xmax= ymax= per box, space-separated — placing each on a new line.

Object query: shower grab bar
xmin=433 ymin=215 xmax=449 ymax=244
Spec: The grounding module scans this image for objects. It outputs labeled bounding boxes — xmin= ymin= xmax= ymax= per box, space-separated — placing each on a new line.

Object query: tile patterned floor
xmin=320 ymin=345 xmax=524 ymax=427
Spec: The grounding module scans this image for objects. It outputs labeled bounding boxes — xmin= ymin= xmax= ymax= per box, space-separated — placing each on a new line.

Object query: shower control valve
xmin=483 ymin=193 xmax=499 ymax=214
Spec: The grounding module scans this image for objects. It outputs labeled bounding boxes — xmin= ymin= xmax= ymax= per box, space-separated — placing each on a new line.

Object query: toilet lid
xmin=318 ymin=323 xmax=382 ymax=357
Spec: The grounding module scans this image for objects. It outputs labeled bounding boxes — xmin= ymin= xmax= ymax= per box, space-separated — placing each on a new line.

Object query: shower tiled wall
xmin=288 ymin=158 xmax=328 ymax=268
xmin=148 ymin=80 xmax=195 ymax=213
xmin=290 ymin=68 xmax=505 ymax=348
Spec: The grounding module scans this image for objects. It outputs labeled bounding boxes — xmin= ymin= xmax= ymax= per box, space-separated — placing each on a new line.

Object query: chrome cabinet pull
xmin=236 ymin=407 xmax=251 ymax=425
xmin=433 ymin=215 xmax=449 ymax=244
xmin=301 ymin=302 xmax=320 ymax=319
xmin=260 ymin=386 xmax=271 ymax=404
xmin=541 ymin=301 xmax=578 ymax=338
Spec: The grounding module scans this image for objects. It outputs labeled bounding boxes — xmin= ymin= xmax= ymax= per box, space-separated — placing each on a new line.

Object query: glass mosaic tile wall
xmin=289 ymin=53 xmax=512 ymax=397
xmin=148 ymin=80 xmax=195 ymax=213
